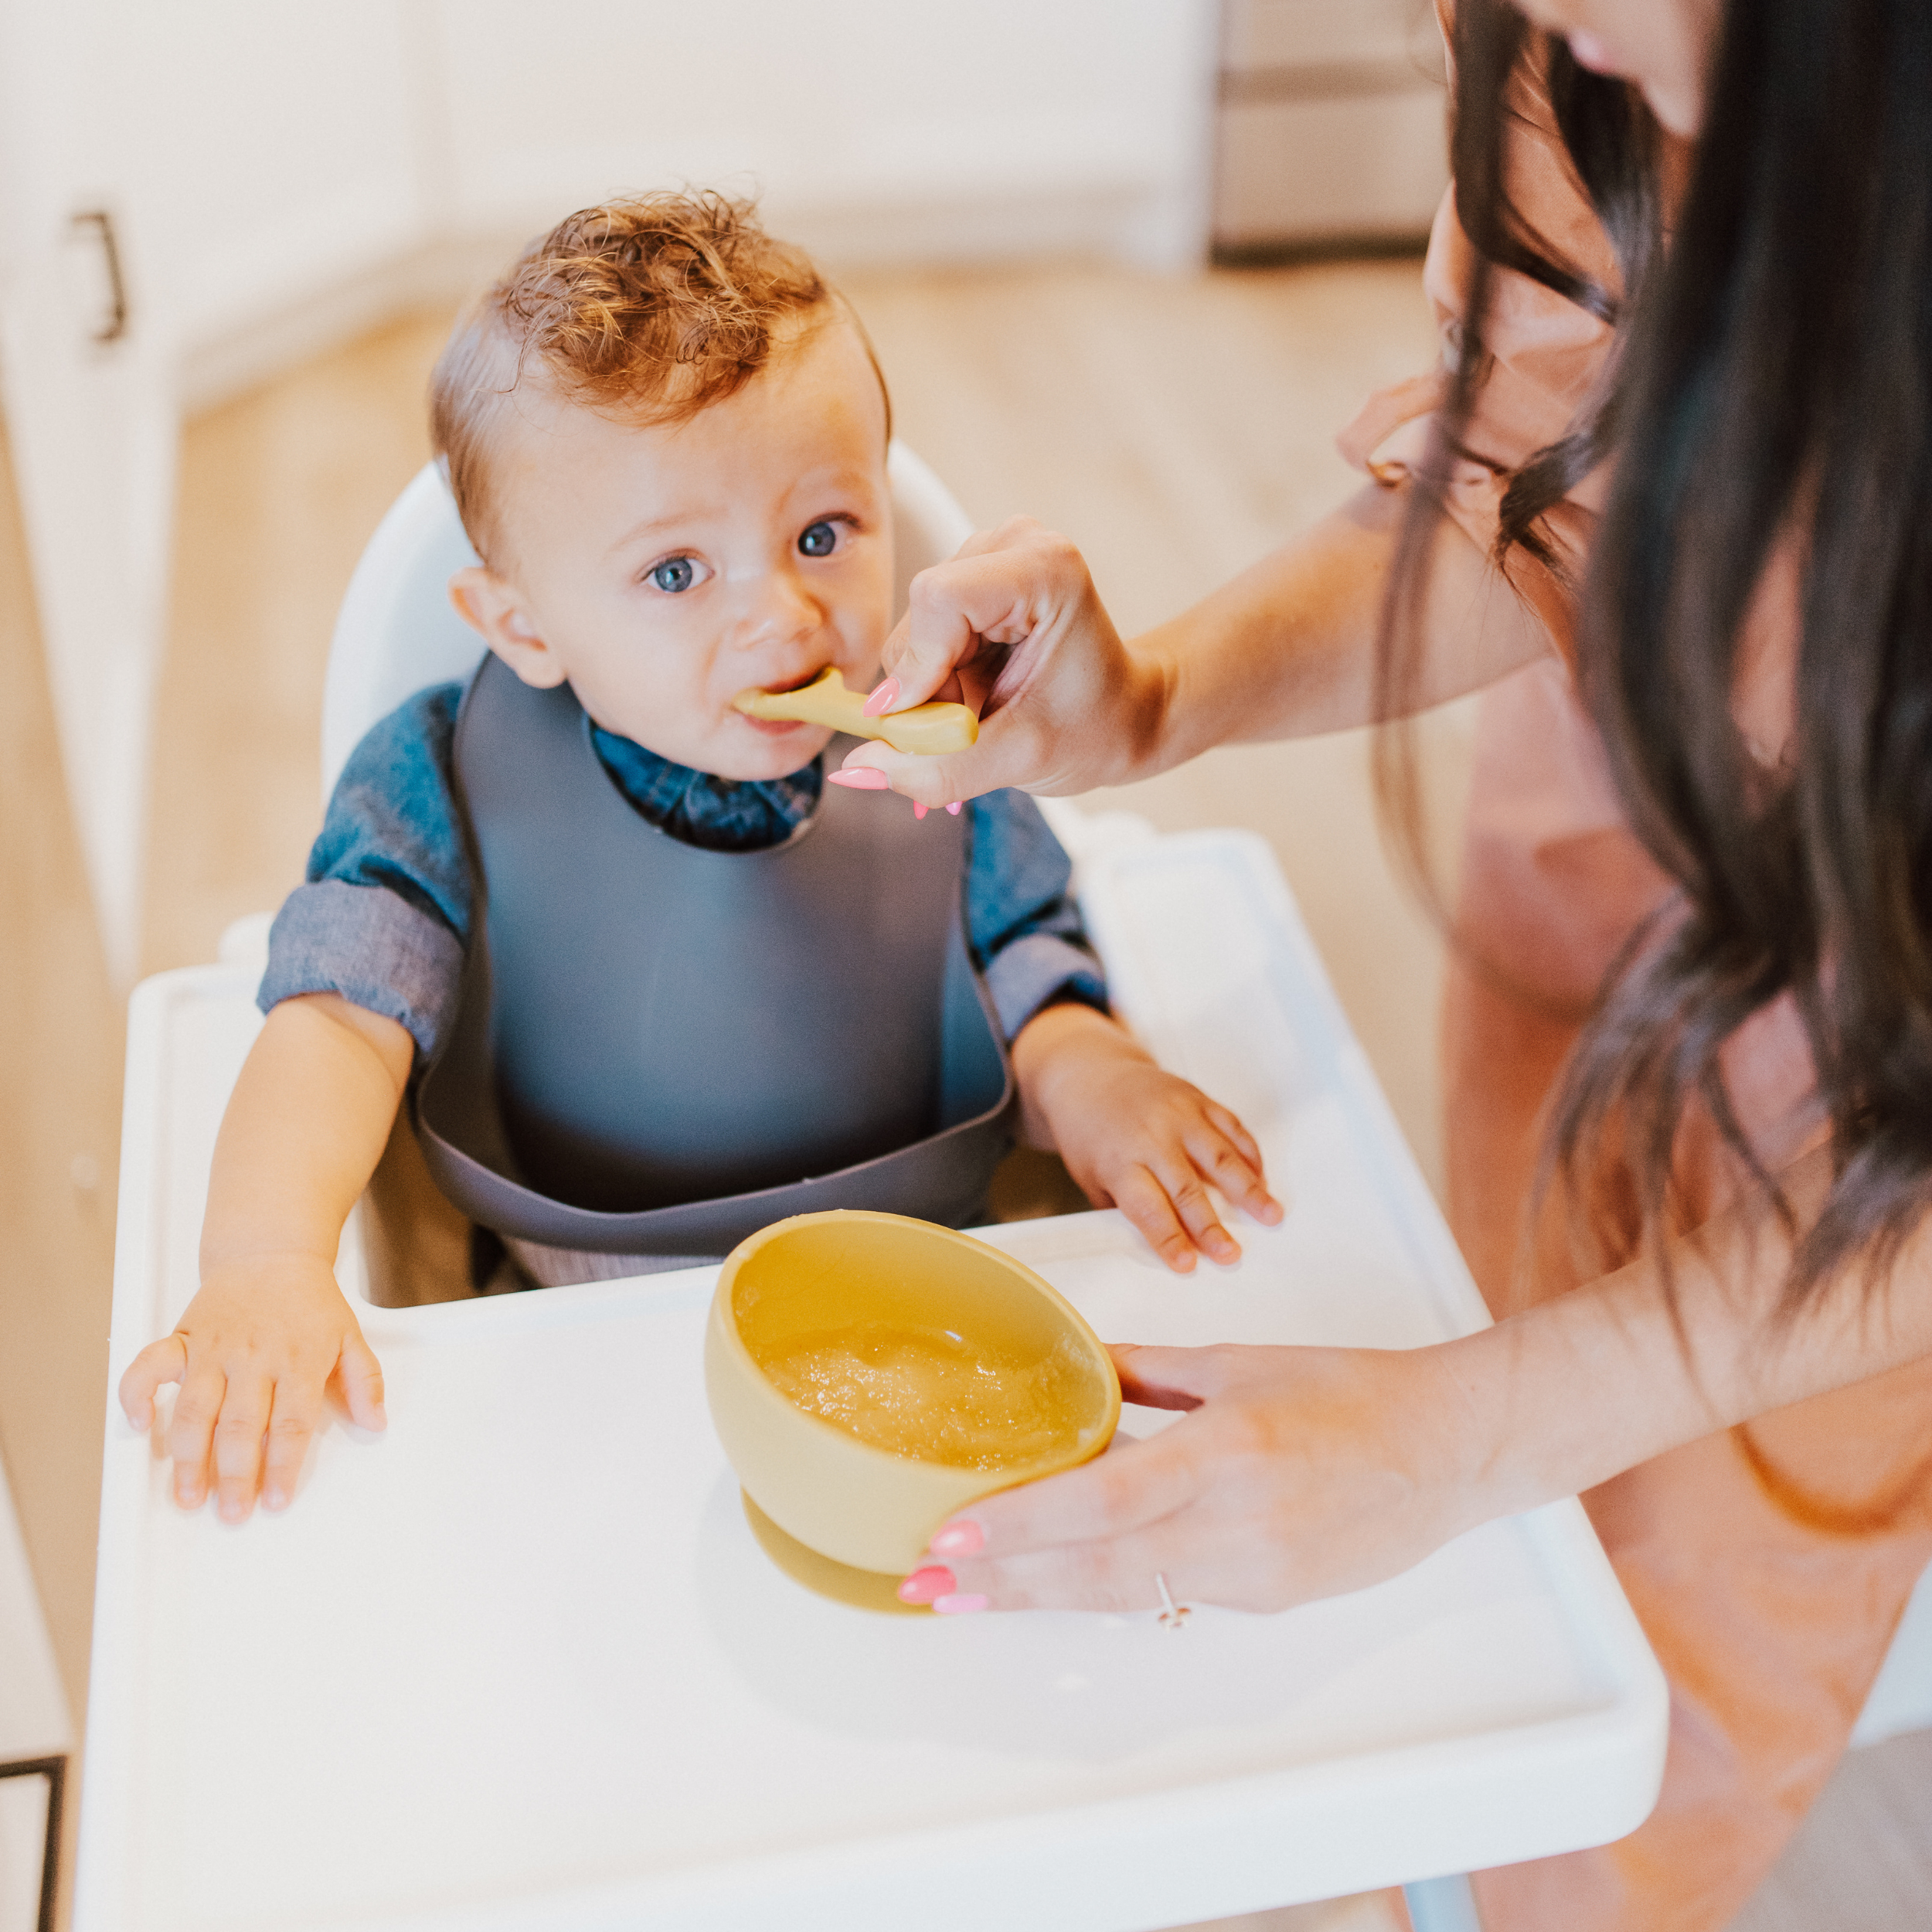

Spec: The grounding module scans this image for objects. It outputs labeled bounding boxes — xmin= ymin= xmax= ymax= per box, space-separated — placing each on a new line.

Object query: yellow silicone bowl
xmin=704 ymin=1210 xmax=1121 ymax=1576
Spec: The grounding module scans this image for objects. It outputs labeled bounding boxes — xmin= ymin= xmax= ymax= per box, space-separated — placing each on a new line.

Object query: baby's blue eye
xmin=651 ymin=556 xmax=697 ymax=594
xmin=798 ymin=520 xmax=840 ymax=558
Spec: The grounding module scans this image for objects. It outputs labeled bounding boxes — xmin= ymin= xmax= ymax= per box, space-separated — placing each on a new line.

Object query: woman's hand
xmin=119 ymin=1253 xmax=386 ymax=1522
xmin=898 ymin=1145 xmax=1932 ymax=1616
xmin=897 ymin=1339 xmax=1488 ymax=1614
xmin=835 ymin=488 xmax=1549 ymax=810
xmin=839 ymin=517 xmax=1166 ymax=806
xmin=1010 ymin=1002 xmax=1281 ymax=1270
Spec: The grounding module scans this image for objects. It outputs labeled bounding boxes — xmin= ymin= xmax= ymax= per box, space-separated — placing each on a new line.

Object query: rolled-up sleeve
xmin=964 ymin=793 xmax=1108 ymax=1039
xmin=259 ymin=881 xmax=466 ymax=1061
xmin=257 ymin=682 xmax=473 ymax=1062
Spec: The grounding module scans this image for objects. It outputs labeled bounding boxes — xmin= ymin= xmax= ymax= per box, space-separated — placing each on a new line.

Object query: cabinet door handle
xmin=71 ymin=209 xmax=128 ymax=343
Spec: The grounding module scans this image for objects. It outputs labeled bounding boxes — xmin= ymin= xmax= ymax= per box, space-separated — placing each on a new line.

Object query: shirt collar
xmin=589 ymin=724 xmax=824 ymax=853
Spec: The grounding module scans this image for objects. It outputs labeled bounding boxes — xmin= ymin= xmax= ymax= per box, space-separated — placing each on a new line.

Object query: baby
xmin=119 ymin=193 xmax=1279 ymax=1523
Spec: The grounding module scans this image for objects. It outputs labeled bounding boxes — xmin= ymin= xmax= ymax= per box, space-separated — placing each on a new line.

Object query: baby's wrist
xmin=199 ymin=1240 xmax=343 ymax=1286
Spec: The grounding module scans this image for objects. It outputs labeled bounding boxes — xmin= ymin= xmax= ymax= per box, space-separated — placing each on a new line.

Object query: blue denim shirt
xmin=260 ymin=682 xmax=1106 ymax=1063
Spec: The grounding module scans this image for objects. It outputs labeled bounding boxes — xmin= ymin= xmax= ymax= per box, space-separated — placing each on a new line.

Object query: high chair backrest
xmin=319 ymin=442 xmax=976 ymax=804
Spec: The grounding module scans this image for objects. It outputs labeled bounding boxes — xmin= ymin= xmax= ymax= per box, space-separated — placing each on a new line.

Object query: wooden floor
xmin=3 ymin=254 xmax=1928 ymax=1930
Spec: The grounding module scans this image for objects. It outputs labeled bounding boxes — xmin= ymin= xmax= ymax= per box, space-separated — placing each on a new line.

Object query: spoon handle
xmin=733 ymin=668 xmax=977 ymax=755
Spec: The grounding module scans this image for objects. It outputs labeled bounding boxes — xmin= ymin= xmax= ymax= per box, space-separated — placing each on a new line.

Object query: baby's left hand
xmin=1011 ymin=1003 xmax=1283 ymax=1272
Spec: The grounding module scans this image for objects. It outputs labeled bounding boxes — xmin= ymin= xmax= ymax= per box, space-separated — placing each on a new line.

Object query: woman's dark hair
xmin=1385 ymin=0 xmax=1932 ymax=1308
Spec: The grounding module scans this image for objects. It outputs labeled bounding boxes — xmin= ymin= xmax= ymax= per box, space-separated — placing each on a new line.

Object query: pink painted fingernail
xmin=934 ymin=1593 xmax=989 ymax=1616
xmin=862 ymin=676 xmax=901 ymax=717
xmin=913 ymin=801 xmax=928 ymax=820
xmin=897 ymin=1565 xmax=954 ymax=1604
xmin=929 ymin=1519 xmax=984 ymax=1557
xmin=828 ymin=767 xmax=889 ymax=791
xmin=262 ymin=1485 xmax=287 ymax=1512
xmin=946 ymin=800 xmax=962 ymax=815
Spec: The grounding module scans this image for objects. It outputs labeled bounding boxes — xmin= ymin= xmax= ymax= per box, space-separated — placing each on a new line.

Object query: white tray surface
xmin=81 ymin=832 xmax=1665 ymax=1932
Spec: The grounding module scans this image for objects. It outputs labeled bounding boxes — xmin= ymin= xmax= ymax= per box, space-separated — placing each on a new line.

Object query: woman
xmin=842 ymin=2 xmax=1932 ymax=1927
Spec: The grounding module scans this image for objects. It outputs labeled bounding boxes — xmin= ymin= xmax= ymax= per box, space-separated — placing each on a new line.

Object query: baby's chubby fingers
xmin=260 ymin=1375 xmax=325 ymax=1514
xmin=335 ymin=1326 xmax=388 ymax=1432
xmin=1110 ymin=1162 xmax=1210 ymax=1273
xmin=118 ymin=1332 xmax=189 ymax=1431
xmin=165 ymin=1360 xmax=228 ymax=1509
xmin=1202 ymin=1100 xmax=1266 ymax=1176
xmin=212 ymin=1371 xmax=273 ymax=1524
xmin=1182 ymin=1112 xmax=1284 ymax=1228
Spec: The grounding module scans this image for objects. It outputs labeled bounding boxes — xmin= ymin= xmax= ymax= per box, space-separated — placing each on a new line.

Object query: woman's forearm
xmin=1128 ymin=482 xmax=1551 ymax=778
xmin=1443 ymin=1147 xmax=1932 ymax=1522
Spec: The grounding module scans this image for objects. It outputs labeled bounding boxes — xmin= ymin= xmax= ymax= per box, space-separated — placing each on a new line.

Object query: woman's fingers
xmin=838 ymin=741 xmax=968 ymax=809
xmin=878 ymin=523 xmax=1060 ymax=711
xmin=942 ymin=1410 xmax=1209 ymax=1560
xmin=212 ymin=1371 xmax=273 ymax=1523
xmin=118 ymin=1333 xmax=188 ymax=1429
xmin=1109 ymin=1342 xmax=1242 ymax=1410
xmin=943 ymin=1519 xmax=1291 ymax=1616
xmin=846 ymin=518 xmax=1141 ymax=802
xmin=918 ymin=1346 xmax=1477 ymax=1618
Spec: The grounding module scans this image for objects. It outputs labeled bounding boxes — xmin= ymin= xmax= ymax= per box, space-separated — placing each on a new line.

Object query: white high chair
xmin=94 ymin=451 xmax=1923 ymax=1932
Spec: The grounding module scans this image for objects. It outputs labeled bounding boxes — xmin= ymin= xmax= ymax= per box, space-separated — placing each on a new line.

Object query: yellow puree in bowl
xmin=759 ymin=1322 xmax=1090 ymax=1471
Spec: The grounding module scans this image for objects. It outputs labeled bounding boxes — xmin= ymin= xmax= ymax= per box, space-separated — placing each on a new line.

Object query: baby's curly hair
xmin=432 ymin=192 xmax=884 ymax=561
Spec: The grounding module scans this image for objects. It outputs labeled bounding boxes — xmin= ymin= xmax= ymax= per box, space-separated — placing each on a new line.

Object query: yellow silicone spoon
xmin=732 ymin=667 xmax=977 ymax=756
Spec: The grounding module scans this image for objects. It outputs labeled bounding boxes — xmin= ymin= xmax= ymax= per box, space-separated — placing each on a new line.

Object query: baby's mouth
xmin=755 ymin=665 xmax=832 ymax=698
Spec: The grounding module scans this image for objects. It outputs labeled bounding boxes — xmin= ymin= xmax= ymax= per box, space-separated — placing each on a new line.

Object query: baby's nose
xmin=736 ymin=566 xmax=824 ymax=645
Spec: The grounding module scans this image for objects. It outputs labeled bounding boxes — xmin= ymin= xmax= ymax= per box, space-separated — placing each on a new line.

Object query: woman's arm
xmin=903 ymin=1145 xmax=1932 ymax=1614
xmin=845 ymin=481 xmax=1550 ymax=805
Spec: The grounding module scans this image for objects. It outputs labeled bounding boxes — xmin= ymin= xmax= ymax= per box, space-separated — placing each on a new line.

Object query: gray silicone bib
xmin=415 ymin=655 xmax=1013 ymax=1258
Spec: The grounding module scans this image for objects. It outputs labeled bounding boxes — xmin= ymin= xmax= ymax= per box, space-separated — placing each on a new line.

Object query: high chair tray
xmin=80 ymin=829 xmax=1666 ymax=1932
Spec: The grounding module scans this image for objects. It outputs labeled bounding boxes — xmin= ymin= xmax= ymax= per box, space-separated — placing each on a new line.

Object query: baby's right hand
xmin=118 ymin=1253 xmax=386 ymax=1524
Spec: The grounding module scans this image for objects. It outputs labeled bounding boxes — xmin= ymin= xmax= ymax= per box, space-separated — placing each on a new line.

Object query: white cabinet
xmin=96 ymin=0 xmax=430 ymax=362
xmin=0 ymin=0 xmax=182 ymax=990
xmin=0 ymin=0 xmax=427 ymax=984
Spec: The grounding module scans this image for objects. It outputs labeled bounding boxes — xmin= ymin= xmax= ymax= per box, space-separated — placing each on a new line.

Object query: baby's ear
xmin=447 ymin=566 xmax=566 ymax=688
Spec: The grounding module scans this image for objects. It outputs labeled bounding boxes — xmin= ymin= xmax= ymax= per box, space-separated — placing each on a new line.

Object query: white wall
xmin=427 ymin=0 xmax=1217 ymax=270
